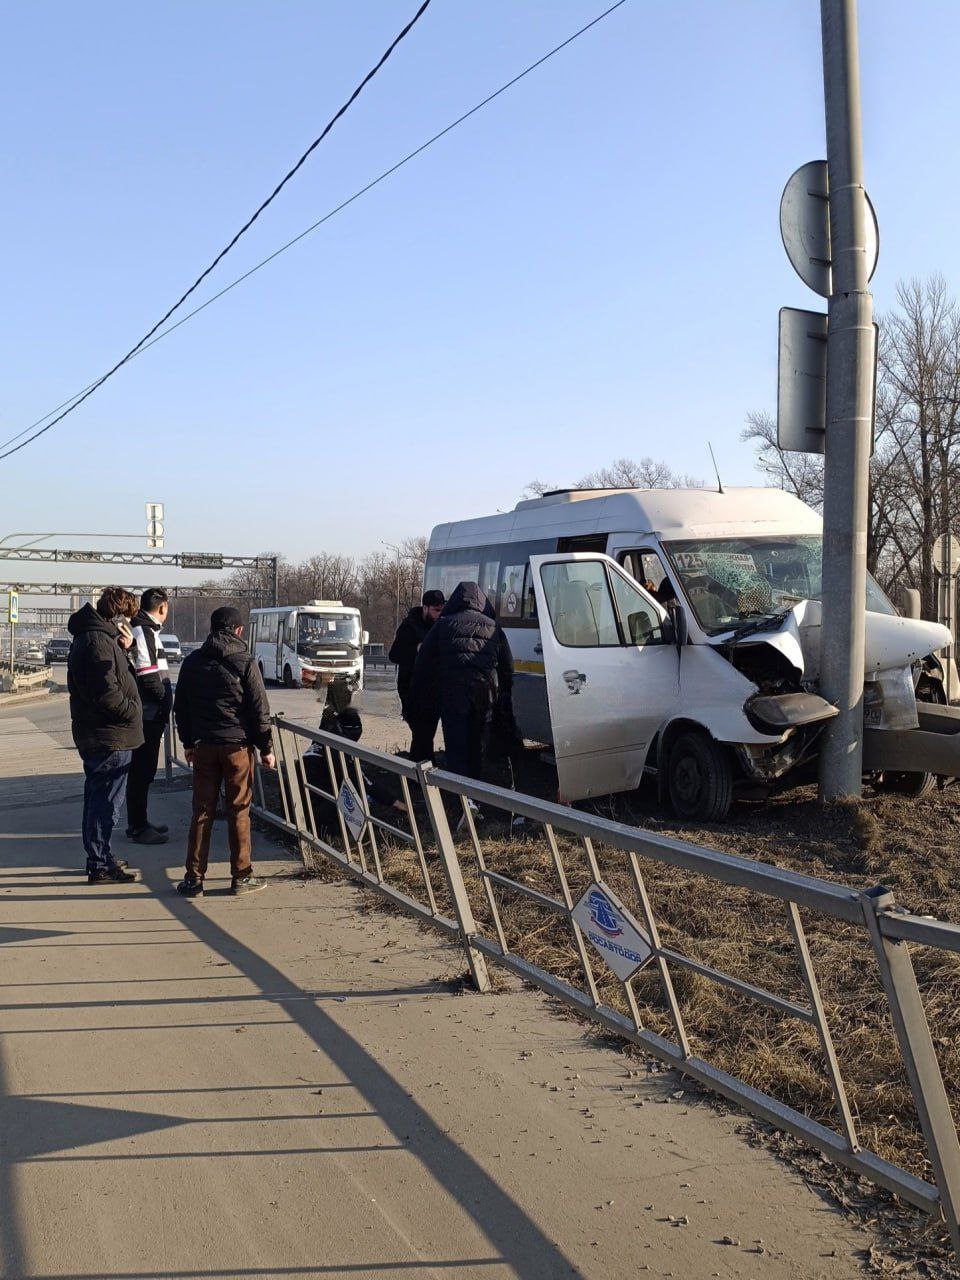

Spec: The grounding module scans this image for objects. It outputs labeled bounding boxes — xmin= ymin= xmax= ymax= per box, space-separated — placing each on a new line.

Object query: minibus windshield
xmin=298 ymin=614 xmax=360 ymax=651
xmin=663 ymin=535 xmax=895 ymax=635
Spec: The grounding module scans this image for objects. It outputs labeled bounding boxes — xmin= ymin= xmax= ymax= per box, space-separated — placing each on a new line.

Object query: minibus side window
xmin=499 ymin=564 xmax=526 ymax=620
xmin=521 ymin=564 xmax=538 ymax=620
xmin=620 ymin=549 xmax=676 ymax=606
xmin=608 ymin=572 xmax=665 ymax=645
xmin=540 ymin=562 xmax=620 ymax=647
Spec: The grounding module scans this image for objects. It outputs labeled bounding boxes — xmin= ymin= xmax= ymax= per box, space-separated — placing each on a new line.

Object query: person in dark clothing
xmin=388 ymin=589 xmax=445 ymax=761
xmin=126 ymin=587 xmax=173 ymax=844
xmin=67 ymin=588 xmax=144 ymax=884
xmin=412 ymin=581 xmax=514 ymax=785
xmin=173 ymin=606 xmax=275 ymax=898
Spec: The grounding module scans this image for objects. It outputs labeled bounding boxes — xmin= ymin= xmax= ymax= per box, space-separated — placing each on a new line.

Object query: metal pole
xmin=817 ymin=0 xmax=876 ymax=802
xmin=272 ymin=557 xmax=280 ymax=608
xmin=395 ymin=549 xmax=401 ymax=633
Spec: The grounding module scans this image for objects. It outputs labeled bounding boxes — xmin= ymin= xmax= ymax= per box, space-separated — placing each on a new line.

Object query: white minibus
xmin=249 ymin=602 xmax=367 ymax=690
xmin=425 ymin=486 xmax=956 ymax=819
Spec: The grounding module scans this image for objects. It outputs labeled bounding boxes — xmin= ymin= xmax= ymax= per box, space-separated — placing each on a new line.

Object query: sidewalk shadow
xmin=137 ymin=855 xmax=579 ymax=1280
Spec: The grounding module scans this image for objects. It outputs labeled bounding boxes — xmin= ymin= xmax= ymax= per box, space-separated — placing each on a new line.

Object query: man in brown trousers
xmin=173 ymin=606 xmax=275 ymax=897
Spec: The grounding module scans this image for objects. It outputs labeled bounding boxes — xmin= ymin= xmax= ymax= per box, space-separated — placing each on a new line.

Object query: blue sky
xmin=1 ymin=0 xmax=958 ymax=578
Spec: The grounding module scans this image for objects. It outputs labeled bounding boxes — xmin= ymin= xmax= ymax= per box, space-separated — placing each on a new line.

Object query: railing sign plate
xmin=572 ymin=880 xmax=653 ymax=981
xmin=337 ymin=779 xmax=367 ymax=841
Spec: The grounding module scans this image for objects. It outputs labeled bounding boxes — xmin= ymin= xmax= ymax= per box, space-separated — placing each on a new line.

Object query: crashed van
xmin=424 ymin=486 xmax=958 ymax=820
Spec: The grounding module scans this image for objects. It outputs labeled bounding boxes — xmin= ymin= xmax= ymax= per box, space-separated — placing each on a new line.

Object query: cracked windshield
xmin=664 ymin=535 xmax=895 ymax=635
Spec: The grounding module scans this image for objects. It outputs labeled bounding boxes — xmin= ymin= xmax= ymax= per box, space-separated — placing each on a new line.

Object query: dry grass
xmin=259 ymin=765 xmax=960 ymax=1272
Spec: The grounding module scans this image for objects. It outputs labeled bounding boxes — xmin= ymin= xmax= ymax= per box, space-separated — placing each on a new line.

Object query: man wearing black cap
xmin=388 ymin=588 xmax=445 ymax=761
xmin=173 ymin=606 xmax=274 ymax=898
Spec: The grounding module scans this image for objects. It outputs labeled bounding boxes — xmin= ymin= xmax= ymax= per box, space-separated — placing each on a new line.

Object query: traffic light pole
xmin=817 ymin=0 xmax=876 ymax=802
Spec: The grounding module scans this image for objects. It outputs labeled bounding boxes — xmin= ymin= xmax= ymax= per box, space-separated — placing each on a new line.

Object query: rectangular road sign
xmin=777 ymin=307 xmax=828 ymax=454
xmin=8 ymin=591 xmax=18 ymax=624
xmin=778 ymin=307 xmax=878 ymax=455
xmin=181 ymin=553 xmax=224 ymax=570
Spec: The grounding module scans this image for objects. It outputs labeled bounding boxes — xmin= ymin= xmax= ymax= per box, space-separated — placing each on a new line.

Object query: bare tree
xmin=525 ymin=455 xmax=700 ymax=499
xmin=742 ymin=275 xmax=960 ymax=616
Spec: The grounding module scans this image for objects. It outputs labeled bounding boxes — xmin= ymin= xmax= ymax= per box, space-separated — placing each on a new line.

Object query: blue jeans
xmin=81 ymin=749 xmax=133 ymax=873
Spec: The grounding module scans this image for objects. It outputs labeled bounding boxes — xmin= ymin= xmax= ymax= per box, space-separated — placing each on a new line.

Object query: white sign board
xmin=8 ymin=591 xmax=18 ymax=624
xmin=337 ymin=779 xmax=367 ymax=841
xmin=571 ymin=881 xmax=653 ymax=982
xmin=933 ymin=534 xmax=960 ymax=578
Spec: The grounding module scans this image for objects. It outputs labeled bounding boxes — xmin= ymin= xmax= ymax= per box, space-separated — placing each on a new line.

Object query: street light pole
xmin=817 ymin=0 xmax=876 ymax=802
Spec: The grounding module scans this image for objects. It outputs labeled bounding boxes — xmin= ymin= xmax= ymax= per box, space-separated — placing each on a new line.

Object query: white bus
xmin=249 ymin=602 xmax=367 ymax=690
xmin=425 ymin=486 xmax=953 ymax=818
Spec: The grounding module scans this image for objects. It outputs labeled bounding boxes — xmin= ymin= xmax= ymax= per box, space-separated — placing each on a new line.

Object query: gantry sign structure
xmin=0 ymin=547 xmax=280 ymax=606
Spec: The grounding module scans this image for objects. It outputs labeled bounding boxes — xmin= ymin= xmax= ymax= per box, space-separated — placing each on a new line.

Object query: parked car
xmin=44 ymin=637 xmax=72 ymax=664
xmin=159 ymin=634 xmax=183 ymax=663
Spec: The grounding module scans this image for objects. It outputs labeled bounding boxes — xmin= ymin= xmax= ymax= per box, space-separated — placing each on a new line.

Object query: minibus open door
xmin=528 ymin=553 xmax=680 ymax=802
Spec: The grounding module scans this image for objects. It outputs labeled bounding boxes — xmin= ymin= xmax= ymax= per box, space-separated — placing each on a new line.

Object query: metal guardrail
xmin=164 ymin=714 xmax=960 ymax=1253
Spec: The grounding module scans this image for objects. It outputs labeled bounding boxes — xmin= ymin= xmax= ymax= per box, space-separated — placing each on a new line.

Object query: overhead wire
xmin=0 ymin=0 xmax=433 ymax=461
xmin=0 ymin=0 xmax=628 ymax=463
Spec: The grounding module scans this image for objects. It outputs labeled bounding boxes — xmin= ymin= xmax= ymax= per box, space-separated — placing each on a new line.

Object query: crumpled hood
xmin=442 ymin=581 xmax=494 ymax=619
xmin=726 ymin=600 xmax=951 ymax=679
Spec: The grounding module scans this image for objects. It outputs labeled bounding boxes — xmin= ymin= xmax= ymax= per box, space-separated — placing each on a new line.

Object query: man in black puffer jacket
xmin=388 ymin=588 xmax=445 ymax=760
xmin=412 ymin=581 xmax=514 ymax=780
xmin=68 ymin=589 xmax=144 ymax=884
xmin=174 ymin=606 xmax=274 ymax=898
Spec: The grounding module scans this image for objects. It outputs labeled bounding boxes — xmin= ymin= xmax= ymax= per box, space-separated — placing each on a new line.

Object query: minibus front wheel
xmin=667 ymin=729 xmax=733 ymax=822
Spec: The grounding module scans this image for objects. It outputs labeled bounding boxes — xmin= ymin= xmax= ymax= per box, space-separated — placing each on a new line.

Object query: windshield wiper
xmin=727 ymin=607 xmax=794 ymax=641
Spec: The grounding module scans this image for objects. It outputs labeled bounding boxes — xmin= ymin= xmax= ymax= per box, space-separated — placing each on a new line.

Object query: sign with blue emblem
xmin=571 ymin=880 xmax=653 ymax=982
xmin=337 ymin=779 xmax=367 ymax=841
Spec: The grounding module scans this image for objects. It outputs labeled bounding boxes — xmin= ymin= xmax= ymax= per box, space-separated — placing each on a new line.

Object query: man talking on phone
xmin=173 ymin=606 xmax=275 ymax=898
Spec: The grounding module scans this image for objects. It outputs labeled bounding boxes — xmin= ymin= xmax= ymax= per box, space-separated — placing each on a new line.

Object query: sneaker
xmin=176 ymin=876 xmax=204 ymax=898
xmin=456 ymin=799 xmax=483 ymax=835
xmin=231 ymin=874 xmax=266 ymax=895
xmin=88 ymin=865 xmax=140 ymax=885
xmin=128 ymin=826 xmax=169 ymax=846
xmin=126 ymin=823 xmax=169 ymax=838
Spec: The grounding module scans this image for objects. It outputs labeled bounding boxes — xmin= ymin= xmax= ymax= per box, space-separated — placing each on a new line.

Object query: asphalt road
xmin=45 ymin=662 xmax=410 ymax=755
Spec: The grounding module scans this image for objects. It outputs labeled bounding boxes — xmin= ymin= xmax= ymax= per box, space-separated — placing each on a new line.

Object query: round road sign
xmin=780 ymin=160 xmax=878 ymax=298
xmin=933 ymin=533 xmax=960 ymax=577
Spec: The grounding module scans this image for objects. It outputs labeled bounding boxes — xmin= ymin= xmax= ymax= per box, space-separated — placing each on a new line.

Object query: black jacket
xmin=412 ymin=582 xmax=513 ymax=711
xmin=174 ymin=630 xmax=272 ymax=753
xmin=388 ymin=607 xmax=433 ymax=710
xmin=130 ymin=608 xmax=173 ymax=721
xmin=67 ymin=604 xmax=145 ymax=754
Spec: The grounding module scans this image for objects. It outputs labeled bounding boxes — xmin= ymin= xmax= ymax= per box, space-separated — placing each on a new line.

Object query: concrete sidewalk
xmin=0 ymin=706 xmax=868 ymax=1279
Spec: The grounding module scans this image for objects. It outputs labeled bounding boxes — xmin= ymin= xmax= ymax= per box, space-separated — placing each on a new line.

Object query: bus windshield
xmin=298 ymin=613 xmax=360 ymax=651
xmin=663 ymin=535 xmax=896 ymax=635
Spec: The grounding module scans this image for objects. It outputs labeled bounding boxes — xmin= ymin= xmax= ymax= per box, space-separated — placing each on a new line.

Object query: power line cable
xmin=1 ymin=0 xmax=628 ymax=463
xmin=0 ymin=0 xmax=433 ymax=461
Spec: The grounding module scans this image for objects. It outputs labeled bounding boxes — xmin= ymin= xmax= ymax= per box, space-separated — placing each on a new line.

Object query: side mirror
xmin=667 ymin=603 xmax=688 ymax=651
xmin=286 ymin=611 xmax=297 ymax=629
xmin=362 ymin=630 xmax=370 ymax=647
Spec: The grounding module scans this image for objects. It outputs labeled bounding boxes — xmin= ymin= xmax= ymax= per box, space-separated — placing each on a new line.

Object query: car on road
xmin=44 ymin=637 xmax=72 ymax=664
xmin=159 ymin=634 xmax=183 ymax=663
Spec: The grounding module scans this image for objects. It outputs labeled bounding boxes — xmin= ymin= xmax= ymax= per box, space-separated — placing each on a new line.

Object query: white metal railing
xmin=164 ymin=714 xmax=960 ymax=1255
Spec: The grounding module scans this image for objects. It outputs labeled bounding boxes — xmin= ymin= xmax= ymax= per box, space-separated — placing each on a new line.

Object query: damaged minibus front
xmin=426 ymin=486 xmax=959 ymax=820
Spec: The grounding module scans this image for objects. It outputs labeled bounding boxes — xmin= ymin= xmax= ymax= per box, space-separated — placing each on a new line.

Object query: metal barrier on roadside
xmin=164 ymin=714 xmax=960 ymax=1253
